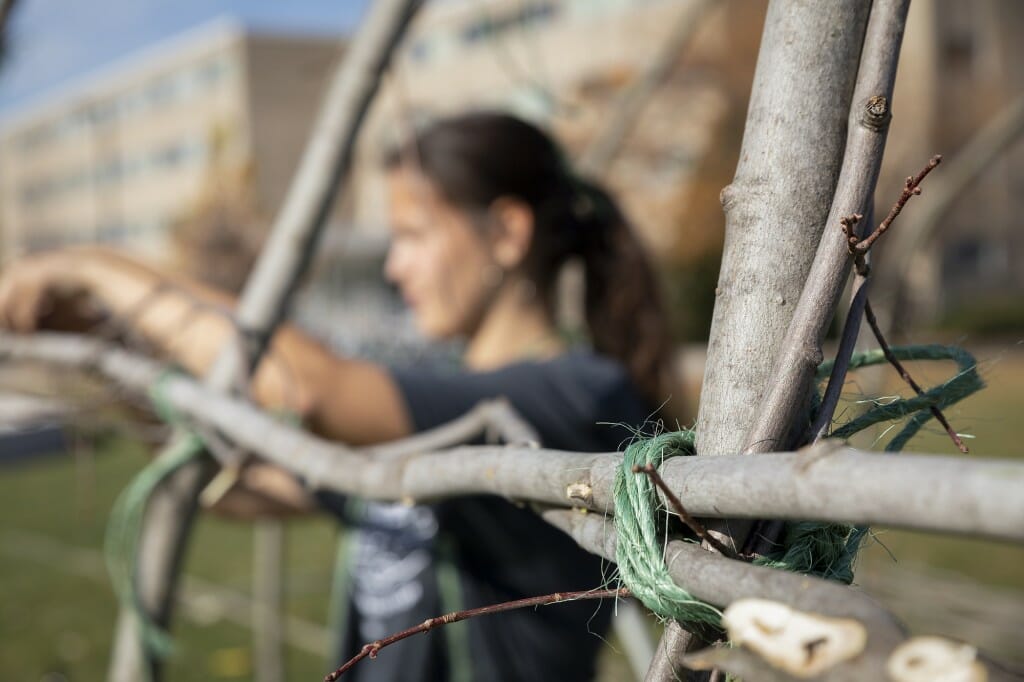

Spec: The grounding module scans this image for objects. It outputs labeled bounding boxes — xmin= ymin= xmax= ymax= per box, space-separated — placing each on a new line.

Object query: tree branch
xmin=742 ymin=0 xmax=911 ymax=456
xmin=853 ymin=156 xmax=941 ymax=257
xmin=324 ymin=587 xmax=629 ymax=681
xmin=864 ymin=299 xmax=969 ymax=452
xmin=543 ymin=509 xmax=907 ymax=681
xmin=809 ymin=267 xmax=870 ymax=442
xmin=576 ymin=0 xmax=716 ymax=175
xmin=106 ymin=2 xmax=423 ymax=678
xmin=633 ymin=463 xmax=737 ymax=559
xmin=547 ymin=510 xmax=1024 ymax=681
xmin=874 ymin=91 xmax=1024 ymax=332
xmin=4 ymin=333 xmax=1023 ymax=543
xmin=695 ymin=0 xmax=872 ymax=463
xmin=642 ymin=621 xmax=705 ymax=682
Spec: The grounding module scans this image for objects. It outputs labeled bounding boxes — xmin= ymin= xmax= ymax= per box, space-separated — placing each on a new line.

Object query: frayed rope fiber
xmin=612 ymin=344 xmax=984 ymax=625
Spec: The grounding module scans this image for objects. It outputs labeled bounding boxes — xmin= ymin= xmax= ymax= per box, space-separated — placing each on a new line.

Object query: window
xmin=410 ymin=39 xmax=431 ymax=62
xmin=196 ymin=56 xmax=231 ymax=89
xmin=146 ymin=75 xmax=178 ymax=107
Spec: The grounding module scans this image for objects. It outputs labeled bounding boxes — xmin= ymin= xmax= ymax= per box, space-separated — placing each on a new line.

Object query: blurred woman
xmin=0 ymin=112 xmax=677 ymax=681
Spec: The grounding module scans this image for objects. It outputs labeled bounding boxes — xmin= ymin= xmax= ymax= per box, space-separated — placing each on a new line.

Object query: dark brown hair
xmin=387 ymin=111 xmax=673 ymax=403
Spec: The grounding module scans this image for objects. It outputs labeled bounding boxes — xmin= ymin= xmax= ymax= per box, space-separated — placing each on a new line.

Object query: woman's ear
xmin=488 ymin=197 xmax=535 ymax=270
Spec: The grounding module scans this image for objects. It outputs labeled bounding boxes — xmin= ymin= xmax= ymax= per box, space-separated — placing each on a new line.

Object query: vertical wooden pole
xmin=253 ymin=521 xmax=285 ymax=682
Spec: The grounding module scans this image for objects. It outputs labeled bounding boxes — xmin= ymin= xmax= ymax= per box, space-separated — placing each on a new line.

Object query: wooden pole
xmin=106 ymin=2 xmax=422 ymax=678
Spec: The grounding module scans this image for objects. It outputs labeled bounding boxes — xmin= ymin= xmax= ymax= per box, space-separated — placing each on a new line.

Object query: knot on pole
xmin=614 ymin=431 xmax=722 ymax=625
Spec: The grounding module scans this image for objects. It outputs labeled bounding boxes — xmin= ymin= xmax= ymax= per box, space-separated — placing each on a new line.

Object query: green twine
xmin=752 ymin=523 xmax=869 ymax=585
xmin=614 ymin=344 xmax=984 ymax=625
xmin=614 ymin=431 xmax=721 ymax=625
xmin=104 ymin=370 xmax=205 ymax=666
xmin=820 ymin=345 xmax=984 ymax=451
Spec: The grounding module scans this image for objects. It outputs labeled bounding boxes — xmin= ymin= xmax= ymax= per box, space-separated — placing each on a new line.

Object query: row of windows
xmin=407 ymin=1 xmax=559 ymax=64
xmin=19 ymin=138 xmax=207 ymax=204
xmin=14 ymin=55 xmax=234 ymax=152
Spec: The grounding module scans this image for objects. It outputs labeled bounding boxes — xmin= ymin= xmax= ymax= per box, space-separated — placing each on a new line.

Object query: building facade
xmin=0 ymin=19 xmax=341 ymax=263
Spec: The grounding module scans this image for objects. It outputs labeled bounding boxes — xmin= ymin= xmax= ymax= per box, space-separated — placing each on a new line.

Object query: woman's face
xmin=384 ymin=167 xmax=499 ymax=340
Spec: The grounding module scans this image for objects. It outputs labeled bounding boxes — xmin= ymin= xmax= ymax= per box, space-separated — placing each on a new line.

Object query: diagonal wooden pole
xmin=576 ymin=0 xmax=716 ymax=176
xmin=107 ymin=2 xmax=422 ymax=679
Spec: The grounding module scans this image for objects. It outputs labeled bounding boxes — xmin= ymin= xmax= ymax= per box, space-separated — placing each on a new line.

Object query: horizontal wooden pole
xmin=3 ymin=332 xmax=1023 ymax=543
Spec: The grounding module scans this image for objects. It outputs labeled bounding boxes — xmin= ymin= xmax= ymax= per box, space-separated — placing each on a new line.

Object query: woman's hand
xmin=0 ymin=250 xmax=102 ymax=333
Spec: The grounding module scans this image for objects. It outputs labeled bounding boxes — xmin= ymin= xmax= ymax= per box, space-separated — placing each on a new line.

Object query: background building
xmin=1 ymin=0 xmax=1020 ymax=340
xmin=0 ymin=19 xmax=342 ymax=280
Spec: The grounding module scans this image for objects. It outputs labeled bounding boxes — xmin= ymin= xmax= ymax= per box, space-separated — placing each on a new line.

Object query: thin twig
xmin=633 ymin=464 xmax=738 ymax=560
xmin=855 ymin=154 xmax=942 ymax=254
xmin=324 ymin=587 xmax=630 ymax=681
xmin=863 ymin=299 xmax=969 ymax=453
xmin=835 ymin=155 xmax=967 ymax=454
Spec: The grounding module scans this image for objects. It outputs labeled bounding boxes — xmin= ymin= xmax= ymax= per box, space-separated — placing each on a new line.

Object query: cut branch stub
xmin=886 ymin=636 xmax=987 ymax=682
xmin=862 ymin=94 xmax=891 ymax=131
xmin=722 ymin=599 xmax=867 ymax=679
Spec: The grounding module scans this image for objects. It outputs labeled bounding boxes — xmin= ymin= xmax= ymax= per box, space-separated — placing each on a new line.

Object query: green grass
xmin=0 ymin=437 xmax=638 ymax=681
xmin=846 ymin=342 xmax=1024 ymax=590
xmin=0 ymin=437 xmax=340 ymax=681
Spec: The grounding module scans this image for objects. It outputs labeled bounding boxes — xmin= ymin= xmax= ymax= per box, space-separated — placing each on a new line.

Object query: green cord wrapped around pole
xmin=614 ymin=431 xmax=722 ymax=625
xmin=109 ymin=345 xmax=984 ymax=644
xmin=612 ymin=344 xmax=984 ymax=626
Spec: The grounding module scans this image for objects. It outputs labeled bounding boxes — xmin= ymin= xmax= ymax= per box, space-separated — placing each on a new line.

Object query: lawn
xmin=0 ymin=340 xmax=1021 ymax=679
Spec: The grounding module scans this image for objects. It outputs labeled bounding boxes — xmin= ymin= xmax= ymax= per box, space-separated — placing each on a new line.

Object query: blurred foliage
xmin=661 ymin=253 xmax=720 ymax=343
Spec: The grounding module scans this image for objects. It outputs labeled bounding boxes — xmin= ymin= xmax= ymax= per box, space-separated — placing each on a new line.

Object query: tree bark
xmin=694 ymin=0 xmax=870 ymax=463
xmin=744 ymin=0 xmax=910 ymax=455
xmin=105 ymin=2 xmax=422 ymax=679
xmin=543 ymin=509 xmax=909 ymax=682
xmin=685 ymin=1 xmax=873 ymax=676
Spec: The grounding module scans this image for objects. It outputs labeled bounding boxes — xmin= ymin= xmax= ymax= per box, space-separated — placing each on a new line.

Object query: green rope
xmin=613 ymin=344 xmax=984 ymax=625
xmin=821 ymin=345 xmax=984 ymax=451
xmin=104 ymin=370 xmax=205 ymax=667
xmin=614 ymin=431 xmax=721 ymax=625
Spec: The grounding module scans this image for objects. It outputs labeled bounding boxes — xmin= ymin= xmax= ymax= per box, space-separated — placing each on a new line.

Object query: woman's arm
xmin=0 ymin=247 xmax=414 ymax=445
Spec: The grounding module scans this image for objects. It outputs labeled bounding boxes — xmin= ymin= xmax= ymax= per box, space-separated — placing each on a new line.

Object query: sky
xmin=0 ymin=0 xmax=372 ymax=113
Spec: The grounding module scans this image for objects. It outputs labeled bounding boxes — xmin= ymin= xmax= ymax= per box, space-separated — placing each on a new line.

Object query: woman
xmin=0 ymin=112 xmax=677 ymax=680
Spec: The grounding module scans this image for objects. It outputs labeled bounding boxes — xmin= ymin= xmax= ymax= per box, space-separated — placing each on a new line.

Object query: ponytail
xmin=569 ymin=179 xmax=673 ymax=404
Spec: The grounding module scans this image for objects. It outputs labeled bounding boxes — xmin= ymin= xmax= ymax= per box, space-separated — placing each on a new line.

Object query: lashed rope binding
xmin=612 ymin=344 xmax=984 ymax=624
